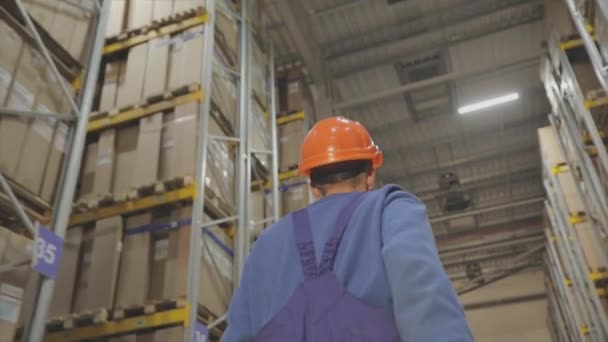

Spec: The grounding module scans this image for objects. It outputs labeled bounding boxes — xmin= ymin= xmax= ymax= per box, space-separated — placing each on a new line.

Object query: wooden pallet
xmin=91 ymin=83 xmax=201 ymax=121
xmin=105 ymin=7 xmax=205 ymax=45
xmin=113 ymin=298 xmax=187 ymax=320
xmin=46 ymin=308 xmax=109 ymax=332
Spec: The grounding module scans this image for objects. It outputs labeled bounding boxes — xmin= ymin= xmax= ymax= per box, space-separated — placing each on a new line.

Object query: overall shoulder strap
xmin=292 ymin=209 xmax=318 ymax=280
xmin=318 ymin=192 xmax=367 ymax=275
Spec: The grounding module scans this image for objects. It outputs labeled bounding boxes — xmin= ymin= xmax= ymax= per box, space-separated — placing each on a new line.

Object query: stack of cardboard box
xmin=0 ymin=21 xmax=69 ymax=206
xmin=275 ymin=74 xmax=314 ymax=216
xmin=0 ymin=226 xmax=33 ymax=341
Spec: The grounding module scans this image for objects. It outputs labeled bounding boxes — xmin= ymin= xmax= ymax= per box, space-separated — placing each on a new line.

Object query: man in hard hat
xmin=222 ymin=117 xmax=472 ymax=341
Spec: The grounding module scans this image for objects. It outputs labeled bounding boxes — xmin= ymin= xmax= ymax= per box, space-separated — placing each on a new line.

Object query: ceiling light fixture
xmin=457 ymin=92 xmax=520 ymax=115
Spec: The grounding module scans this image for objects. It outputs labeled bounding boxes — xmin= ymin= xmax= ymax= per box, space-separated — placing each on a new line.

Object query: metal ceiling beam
xmin=335 ymin=56 xmax=539 ymax=110
xmin=391 ymin=141 xmax=538 ymax=179
xmin=429 ymin=197 xmax=544 ymax=224
xmin=462 ymin=292 xmax=546 ymax=310
xmin=309 ymin=0 xmax=366 ymax=16
xmin=456 ymin=243 xmax=545 ymax=295
xmin=442 ymin=247 xmax=538 ymax=268
xmin=436 ymin=216 xmax=543 ymax=244
xmin=324 ymin=0 xmax=533 ymax=59
xmin=439 ymin=232 xmax=545 ymax=258
xmin=330 ymin=1 xmax=543 ymax=79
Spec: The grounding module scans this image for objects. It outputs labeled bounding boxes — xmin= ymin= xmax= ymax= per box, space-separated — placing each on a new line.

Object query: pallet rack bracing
xmin=563 ymin=0 xmax=608 ymax=92
xmin=0 ymin=0 xmax=281 ymax=340
xmin=0 ymin=0 xmax=111 ymax=340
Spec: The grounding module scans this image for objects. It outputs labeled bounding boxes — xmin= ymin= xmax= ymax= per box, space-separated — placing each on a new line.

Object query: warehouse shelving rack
xmin=0 ymin=0 xmax=282 ymax=341
xmin=541 ymin=20 xmax=608 ymax=339
xmin=563 ymin=0 xmax=608 ymax=92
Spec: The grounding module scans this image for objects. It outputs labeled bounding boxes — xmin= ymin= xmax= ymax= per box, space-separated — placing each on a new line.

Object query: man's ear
xmin=366 ymin=170 xmax=376 ymax=191
xmin=310 ymin=185 xmax=323 ymax=200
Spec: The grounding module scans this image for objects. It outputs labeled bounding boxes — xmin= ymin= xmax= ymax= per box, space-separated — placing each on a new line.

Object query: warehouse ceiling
xmin=263 ymin=0 xmax=548 ymax=281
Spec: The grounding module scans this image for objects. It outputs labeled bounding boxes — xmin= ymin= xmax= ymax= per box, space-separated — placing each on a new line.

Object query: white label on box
xmin=151 ymin=36 xmax=171 ymax=49
xmin=154 ymin=239 xmax=169 ymax=261
xmin=162 ymin=132 xmax=175 ymax=149
xmin=202 ymin=238 xmax=232 ymax=280
xmin=174 ymin=114 xmax=196 ymax=124
xmin=292 ymin=187 xmax=304 ymax=201
xmin=0 ymin=294 xmax=21 ymax=323
xmin=54 ymin=123 xmax=68 ymax=152
xmin=97 ymin=147 xmax=114 ymax=166
xmin=33 ymin=119 xmax=54 ymax=141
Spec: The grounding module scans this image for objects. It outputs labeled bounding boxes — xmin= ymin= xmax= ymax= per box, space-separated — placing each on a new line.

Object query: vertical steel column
xmin=24 ymin=0 xmax=110 ymax=340
xmin=268 ymin=43 xmax=281 ymax=221
xmin=234 ymin=0 xmax=252 ymax=286
xmin=545 ymin=168 xmax=608 ymax=340
xmin=184 ymin=0 xmax=216 ymax=340
xmin=545 ymin=228 xmax=584 ymax=342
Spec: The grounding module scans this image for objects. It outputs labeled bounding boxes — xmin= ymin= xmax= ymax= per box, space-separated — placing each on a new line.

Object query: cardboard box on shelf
xmin=132 ymin=113 xmax=163 ymax=188
xmin=41 ymin=122 xmax=68 ymax=203
xmin=167 ymin=27 xmax=205 ymax=90
xmin=14 ymin=118 xmax=54 ymax=195
xmin=538 ymin=126 xmax=565 ymax=165
xmin=0 ymin=226 xmax=33 ymax=341
xmin=281 ymin=177 xmax=310 ymax=216
xmin=49 ymin=227 xmax=83 ymax=317
xmin=93 ymin=129 xmax=116 ymax=195
xmin=116 ymin=44 xmax=149 ymax=108
xmin=252 ymin=39 xmax=268 ymax=107
xmin=251 ymin=100 xmax=270 ymax=169
xmin=106 ymin=0 xmax=127 ymax=37
xmin=279 ymin=119 xmax=306 ymax=171
xmin=78 ymin=142 xmax=98 ymax=200
xmin=142 ymin=0 xmax=174 ymax=98
xmin=127 ymin=0 xmax=154 ymax=30
xmin=287 ymin=80 xmax=305 ymax=112
xmin=115 ymin=213 xmax=153 ymax=308
xmin=99 ymin=61 xmax=125 ymax=112
xmin=112 ymin=125 xmax=139 ymax=194
xmin=83 ymin=216 xmax=123 ymax=310
xmin=159 ymin=104 xmax=198 ymax=181
xmin=543 ymin=0 xmax=577 ymax=38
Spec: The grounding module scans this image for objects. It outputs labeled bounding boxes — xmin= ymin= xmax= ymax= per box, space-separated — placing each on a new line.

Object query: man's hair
xmin=310 ymin=160 xmax=372 ymax=195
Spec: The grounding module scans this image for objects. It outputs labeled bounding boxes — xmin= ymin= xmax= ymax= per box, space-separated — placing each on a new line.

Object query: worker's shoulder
xmin=372 ymin=184 xmax=423 ymax=207
xmin=253 ymin=215 xmax=293 ymax=249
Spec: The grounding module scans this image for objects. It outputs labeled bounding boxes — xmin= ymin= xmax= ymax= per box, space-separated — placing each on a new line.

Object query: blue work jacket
xmin=222 ymin=185 xmax=472 ymax=341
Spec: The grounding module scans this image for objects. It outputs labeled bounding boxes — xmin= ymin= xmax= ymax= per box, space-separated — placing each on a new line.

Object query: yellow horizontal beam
xmin=103 ymin=12 xmax=208 ymax=55
xmin=585 ymin=96 xmax=608 ymax=109
xmin=280 ymin=169 xmax=299 ymax=181
xmin=88 ymin=90 xmax=204 ymax=133
xmin=589 ymin=271 xmax=608 ymax=282
xmin=44 ymin=307 xmax=188 ymax=342
xmin=277 ymin=111 xmax=305 ymax=126
xmin=569 ymin=213 xmax=587 ymax=225
xmin=69 ymin=185 xmax=197 ymax=226
xmin=551 ymin=164 xmax=569 ymax=175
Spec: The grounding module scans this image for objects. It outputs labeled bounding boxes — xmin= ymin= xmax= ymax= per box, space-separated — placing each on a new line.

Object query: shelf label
xmin=193 ymin=321 xmax=208 ymax=342
xmin=33 ymin=223 xmax=64 ymax=279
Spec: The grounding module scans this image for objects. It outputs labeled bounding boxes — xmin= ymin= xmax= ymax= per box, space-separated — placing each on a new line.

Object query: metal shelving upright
xmin=1 ymin=0 xmax=281 ymax=341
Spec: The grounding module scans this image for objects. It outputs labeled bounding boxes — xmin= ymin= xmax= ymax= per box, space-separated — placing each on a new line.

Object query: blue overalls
xmin=253 ymin=193 xmax=400 ymax=341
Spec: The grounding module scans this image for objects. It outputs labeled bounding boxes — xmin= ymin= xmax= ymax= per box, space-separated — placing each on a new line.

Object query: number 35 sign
xmin=32 ymin=223 xmax=64 ymax=279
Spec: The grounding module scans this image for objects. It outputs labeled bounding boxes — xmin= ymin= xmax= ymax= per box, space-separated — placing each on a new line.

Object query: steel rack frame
xmin=543 ymin=160 xmax=608 ymax=341
xmin=544 ymin=35 xmax=608 ymax=241
xmin=0 ymin=0 xmax=110 ymax=341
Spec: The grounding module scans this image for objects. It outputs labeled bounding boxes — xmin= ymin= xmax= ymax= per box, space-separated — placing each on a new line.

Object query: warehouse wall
xmin=459 ymin=270 xmax=550 ymax=342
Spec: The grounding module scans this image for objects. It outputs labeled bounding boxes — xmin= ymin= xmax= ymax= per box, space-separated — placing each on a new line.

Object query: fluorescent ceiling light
xmin=458 ymin=92 xmax=520 ymax=115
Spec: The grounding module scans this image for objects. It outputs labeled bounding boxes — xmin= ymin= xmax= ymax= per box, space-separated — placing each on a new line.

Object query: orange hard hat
xmin=298 ymin=116 xmax=384 ymax=175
